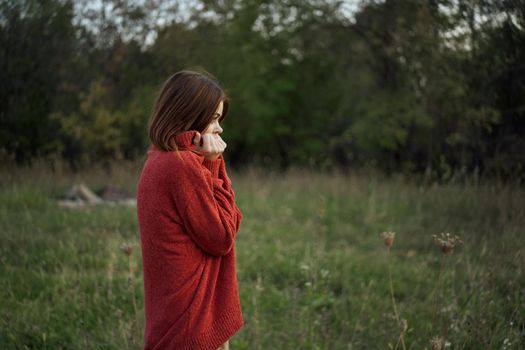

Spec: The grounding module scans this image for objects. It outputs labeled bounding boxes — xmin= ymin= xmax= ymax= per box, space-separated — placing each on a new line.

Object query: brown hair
xmin=148 ymin=69 xmax=229 ymax=151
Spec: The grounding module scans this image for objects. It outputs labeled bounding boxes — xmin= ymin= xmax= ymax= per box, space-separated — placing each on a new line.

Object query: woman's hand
xmin=192 ymin=132 xmax=227 ymax=160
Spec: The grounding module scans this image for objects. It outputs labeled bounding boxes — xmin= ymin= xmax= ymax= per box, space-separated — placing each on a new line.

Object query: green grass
xmin=1 ymin=160 xmax=524 ymax=349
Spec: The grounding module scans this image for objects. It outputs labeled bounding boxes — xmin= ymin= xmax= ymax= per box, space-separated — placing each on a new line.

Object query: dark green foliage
xmin=1 ymin=0 xmax=524 ymax=179
xmin=0 ymin=0 xmax=76 ymax=162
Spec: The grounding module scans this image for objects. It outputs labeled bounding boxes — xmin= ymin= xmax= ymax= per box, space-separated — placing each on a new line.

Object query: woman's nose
xmin=215 ymin=123 xmax=223 ymax=134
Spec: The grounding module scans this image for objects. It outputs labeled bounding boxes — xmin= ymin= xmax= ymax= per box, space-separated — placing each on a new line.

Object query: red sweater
xmin=136 ymin=131 xmax=244 ymax=350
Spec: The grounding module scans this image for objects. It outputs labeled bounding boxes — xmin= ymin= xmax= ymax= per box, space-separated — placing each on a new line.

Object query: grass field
xmin=1 ymin=160 xmax=524 ymax=349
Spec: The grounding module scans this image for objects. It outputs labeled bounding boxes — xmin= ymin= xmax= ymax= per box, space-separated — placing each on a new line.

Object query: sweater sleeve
xmin=203 ymin=155 xmax=243 ymax=237
xmin=168 ymin=154 xmax=242 ymax=257
xmin=215 ymin=157 xmax=243 ymax=233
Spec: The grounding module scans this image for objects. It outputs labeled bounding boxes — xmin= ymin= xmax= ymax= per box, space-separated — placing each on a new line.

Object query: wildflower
xmin=120 ymin=242 xmax=134 ymax=256
xmin=396 ymin=318 xmax=408 ymax=350
xmin=432 ymin=233 xmax=463 ymax=255
xmin=380 ymin=231 xmax=395 ymax=250
xmin=299 ymin=262 xmax=310 ymax=271
xmin=255 ymin=274 xmax=264 ymax=292
xmin=430 ymin=336 xmax=445 ymax=350
xmin=399 ymin=318 xmax=408 ymax=334
xmin=114 ymin=308 xmax=123 ymax=319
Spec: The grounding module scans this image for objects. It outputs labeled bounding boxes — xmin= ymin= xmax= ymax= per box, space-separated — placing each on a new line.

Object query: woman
xmin=136 ymin=70 xmax=244 ymax=350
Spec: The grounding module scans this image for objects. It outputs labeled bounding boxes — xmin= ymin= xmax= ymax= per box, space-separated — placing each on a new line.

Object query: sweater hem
xmin=171 ymin=307 xmax=244 ymax=350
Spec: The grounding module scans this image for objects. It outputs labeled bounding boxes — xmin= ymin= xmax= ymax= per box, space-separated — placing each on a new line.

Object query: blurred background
xmin=2 ymin=0 xmax=524 ymax=180
xmin=1 ymin=1 xmax=525 ymax=349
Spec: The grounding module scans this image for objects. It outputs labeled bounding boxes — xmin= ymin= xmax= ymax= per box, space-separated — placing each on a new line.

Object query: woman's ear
xmin=193 ymin=132 xmax=203 ymax=147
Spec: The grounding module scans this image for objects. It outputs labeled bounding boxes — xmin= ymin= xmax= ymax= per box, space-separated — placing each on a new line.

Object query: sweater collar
xmin=148 ymin=131 xmax=205 ymax=161
xmin=174 ymin=130 xmax=199 ymax=149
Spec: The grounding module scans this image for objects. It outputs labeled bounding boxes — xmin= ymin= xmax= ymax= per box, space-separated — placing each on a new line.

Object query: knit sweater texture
xmin=136 ymin=130 xmax=244 ymax=350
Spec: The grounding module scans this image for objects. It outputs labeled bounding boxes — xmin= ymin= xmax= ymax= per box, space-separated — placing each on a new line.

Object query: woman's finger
xmin=216 ymin=136 xmax=227 ymax=150
xmin=199 ymin=133 xmax=226 ymax=158
xmin=201 ymin=136 xmax=210 ymax=152
xmin=204 ymin=134 xmax=218 ymax=153
xmin=212 ymin=136 xmax=223 ymax=153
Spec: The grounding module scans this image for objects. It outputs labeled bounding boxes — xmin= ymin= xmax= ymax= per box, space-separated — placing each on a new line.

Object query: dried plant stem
xmin=394 ymin=334 xmax=404 ymax=350
xmin=388 ymin=250 xmax=406 ymax=350
xmin=119 ymin=315 xmax=130 ymax=350
xmin=251 ymin=293 xmax=261 ymax=350
xmin=431 ymin=254 xmax=446 ymax=333
xmin=388 ymin=255 xmax=400 ymax=321
xmin=350 ymin=279 xmax=373 ymax=341
xmin=128 ymin=255 xmax=139 ymax=332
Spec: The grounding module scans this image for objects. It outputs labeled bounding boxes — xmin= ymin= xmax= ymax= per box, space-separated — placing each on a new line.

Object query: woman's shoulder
xmin=148 ymin=146 xmax=202 ymax=161
xmin=146 ymin=147 xmax=206 ymax=176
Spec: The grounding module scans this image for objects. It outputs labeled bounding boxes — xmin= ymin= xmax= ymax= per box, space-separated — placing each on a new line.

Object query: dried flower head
xmin=399 ymin=318 xmax=408 ymax=334
xmin=114 ymin=309 xmax=123 ymax=319
xmin=432 ymin=233 xmax=463 ymax=255
xmin=120 ymin=242 xmax=134 ymax=256
xmin=430 ymin=336 xmax=445 ymax=350
xmin=380 ymin=231 xmax=396 ymax=250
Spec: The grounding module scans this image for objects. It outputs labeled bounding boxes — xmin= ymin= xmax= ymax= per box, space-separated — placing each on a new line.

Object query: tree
xmin=0 ymin=0 xmax=76 ymax=163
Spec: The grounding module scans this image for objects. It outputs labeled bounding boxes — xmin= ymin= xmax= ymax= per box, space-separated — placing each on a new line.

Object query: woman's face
xmin=203 ymin=101 xmax=224 ymax=135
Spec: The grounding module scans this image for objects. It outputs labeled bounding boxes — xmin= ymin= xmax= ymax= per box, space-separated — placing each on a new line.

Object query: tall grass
xmin=1 ymin=161 xmax=523 ymax=349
